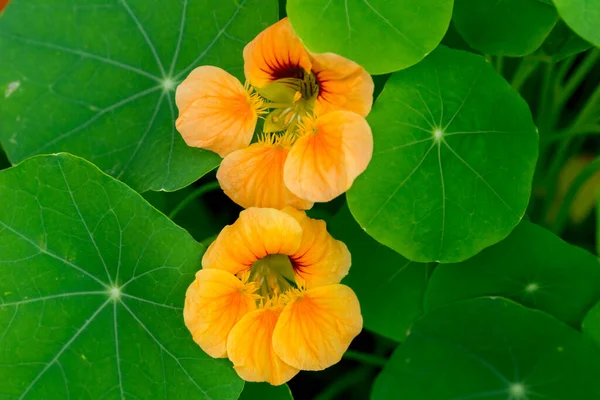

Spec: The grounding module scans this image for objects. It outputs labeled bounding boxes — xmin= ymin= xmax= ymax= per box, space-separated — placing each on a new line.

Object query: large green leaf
xmin=0 ymin=0 xmax=277 ymax=192
xmin=583 ymin=299 xmax=600 ymax=349
xmin=425 ymin=221 xmax=600 ymax=326
xmin=453 ymin=0 xmax=558 ymax=56
xmin=347 ymin=46 xmax=538 ymax=263
xmin=372 ymin=298 xmax=600 ymax=400
xmin=553 ymin=0 xmax=600 ymax=46
xmin=286 ymin=0 xmax=453 ymax=74
xmin=328 ymin=203 xmax=430 ymax=342
xmin=0 ymin=154 xmax=242 ymax=399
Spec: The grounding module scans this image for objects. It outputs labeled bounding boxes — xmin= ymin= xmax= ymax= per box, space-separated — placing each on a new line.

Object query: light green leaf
xmin=329 ymin=203 xmax=430 ymax=342
xmin=239 ymin=383 xmax=293 ymax=400
xmin=425 ymin=221 xmax=600 ymax=326
xmin=0 ymin=0 xmax=277 ymax=192
xmin=347 ymin=46 xmax=538 ymax=263
xmin=0 ymin=154 xmax=242 ymax=399
xmin=539 ymin=19 xmax=592 ymax=61
xmin=453 ymin=0 xmax=558 ymax=56
xmin=372 ymin=298 xmax=600 ymax=400
xmin=554 ymin=0 xmax=600 ymax=46
xmin=286 ymin=0 xmax=453 ymax=74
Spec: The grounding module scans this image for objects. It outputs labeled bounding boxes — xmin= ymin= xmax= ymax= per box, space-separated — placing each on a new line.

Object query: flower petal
xmin=184 ymin=269 xmax=257 ymax=358
xmin=217 ymin=142 xmax=314 ymax=210
xmin=284 ymin=111 xmax=373 ymax=202
xmin=244 ymin=18 xmax=312 ymax=88
xmin=273 ymin=285 xmax=362 ymax=370
xmin=310 ymin=52 xmax=374 ymax=117
xmin=227 ymin=308 xmax=299 ymax=385
xmin=202 ymin=208 xmax=303 ymax=275
xmin=175 ymin=66 xmax=257 ymax=157
xmin=282 ymin=207 xmax=351 ymax=288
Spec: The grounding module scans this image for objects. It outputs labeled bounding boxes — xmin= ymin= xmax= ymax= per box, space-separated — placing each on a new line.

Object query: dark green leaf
xmin=540 ymin=20 xmax=592 ymax=61
xmin=329 ymin=204 xmax=430 ymax=341
xmin=425 ymin=221 xmax=600 ymax=326
xmin=372 ymin=298 xmax=600 ymax=400
xmin=239 ymin=383 xmax=293 ymax=400
xmin=286 ymin=0 xmax=453 ymax=74
xmin=453 ymin=0 xmax=558 ymax=56
xmin=347 ymin=46 xmax=538 ymax=263
xmin=0 ymin=154 xmax=242 ymax=399
xmin=0 ymin=0 xmax=277 ymax=192
xmin=554 ymin=0 xmax=600 ymax=46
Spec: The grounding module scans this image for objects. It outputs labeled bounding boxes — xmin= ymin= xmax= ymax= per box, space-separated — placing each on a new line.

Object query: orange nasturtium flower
xmin=176 ymin=18 xmax=374 ymax=209
xmin=183 ymin=207 xmax=362 ymax=385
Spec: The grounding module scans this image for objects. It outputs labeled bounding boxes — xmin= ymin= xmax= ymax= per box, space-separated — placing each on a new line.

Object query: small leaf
xmin=539 ymin=19 xmax=592 ymax=61
xmin=286 ymin=0 xmax=453 ymax=74
xmin=347 ymin=46 xmax=538 ymax=263
xmin=239 ymin=383 xmax=293 ymax=400
xmin=0 ymin=154 xmax=242 ymax=399
xmin=554 ymin=0 xmax=600 ymax=46
xmin=453 ymin=0 xmax=558 ymax=56
xmin=0 ymin=0 xmax=277 ymax=192
xmin=328 ymin=203 xmax=430 ymax=341
xmin=372 ymin=298 xmax=600 ymax=400
xmin=425 ymin=221 xmax=600 ymax=327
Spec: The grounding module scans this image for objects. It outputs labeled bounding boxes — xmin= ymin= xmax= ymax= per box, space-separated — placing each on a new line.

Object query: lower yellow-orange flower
xmin=183 ymin=208 xmax=362 ymax=385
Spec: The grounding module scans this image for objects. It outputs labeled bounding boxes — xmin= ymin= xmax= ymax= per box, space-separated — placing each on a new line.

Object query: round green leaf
xmin=0 ymin=0 xmax=277 ymax=192
xmin=347 ymin=46 xmax=538 ymax=263
xmin=328 ymin=203 xmax=430 ymax=341
xmin=239 ymin=383 xmax=293 ymax=400
xmin=0 ymin=154 xmax=242 ymax=399
xmin=453 ymin=0 xmax=558 ymax=56
xmin=554 ymin=0 xmax=600 ymax=46
xmin=286 ymin=0 xmax=453 ymax=74
xmin=539 ymin=19 xmax=592 ymax=61
xmin=372 ymin=298 xmax=600 ymax=400
xmin=425 ymin=221 xmax=600 ymax=326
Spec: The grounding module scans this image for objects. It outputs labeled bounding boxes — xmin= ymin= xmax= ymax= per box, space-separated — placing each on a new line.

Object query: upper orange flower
xmin=183 ymin=208 xmax=362 ymax=385
xmin=175 ymin=18 xmax=374 ymax=208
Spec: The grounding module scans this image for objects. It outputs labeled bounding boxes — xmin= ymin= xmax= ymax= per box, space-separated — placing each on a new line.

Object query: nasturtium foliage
xmin=239 ymin=383 xmax=293 ymax=400
xmin=348 ymin=46 xmax=538 ymax=263
xmin=425 ymin=221 xmax=600 ymax=327
xmin=554 ymin=0 xmax=600 ymax=47
xmin=0 ymin=0 xmax=277 ymax=192
xmin=286 ymin=0 xmax=453 ymax=74
xmin=539 ymin=19 xmax=592 ymax=61
xmin=584 ymin=300 xmax=600 ymax=349
xmin=372 ymin=298 xmax=600 ymax=400
xmin=329 ymin=203 xmax=430 ymax=342
xmin=452 ymin=0 xmax=558 ymax=56
xmin=0 ymin=154 xmax=242 ymax=399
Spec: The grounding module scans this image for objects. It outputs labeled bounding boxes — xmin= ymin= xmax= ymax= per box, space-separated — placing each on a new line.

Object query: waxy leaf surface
xmin=286 ymin=0 xmax=453 ymax=74
xmin=0 ymin=0 xmax=277 ymax=192
xmin=348 ymin=47 xmax=538 ymax=263
xmin=553 ymin=0 xmax=600 ymax=46
xmin=372 ymin=298 xmax=600 ymax=400
xmin=0 ymin=154 xmax=242 ymax=399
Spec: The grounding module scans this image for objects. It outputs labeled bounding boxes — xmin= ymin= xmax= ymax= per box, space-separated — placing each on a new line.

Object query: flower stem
xmin=343 ymin=350 xmax=387 ymax=367
xmin=167 ymin=181 xmax=221 ymax=220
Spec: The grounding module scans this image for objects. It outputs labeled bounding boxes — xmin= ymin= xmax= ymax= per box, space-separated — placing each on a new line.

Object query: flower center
xmin=249 ymin=254 xmax=297 ymax=299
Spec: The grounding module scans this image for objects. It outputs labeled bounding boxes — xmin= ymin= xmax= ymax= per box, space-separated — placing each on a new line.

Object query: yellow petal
xmin=310 ymin=52 xmax=374 ymax=117
xmin=273 ymin=285 xmax=362 ymax=370
xmin=282 ymin=207 xmax=351 ymax=288
xmin=227 ymin=308 xmax=299 ymax=385
xmin=284 ymin=111 xmax=373 ymax=202
xmin=183 ymin=269 xmax=257 ymax=358
xmin=202 ymin=208 xmax=303 ymax=275
xmin=175 ymin=66 xmax=258 ymax=157
xmin=243 ymin=18 xmax=312 ymax=88
xmin=217 ymin=141 xmax=314 ymax=210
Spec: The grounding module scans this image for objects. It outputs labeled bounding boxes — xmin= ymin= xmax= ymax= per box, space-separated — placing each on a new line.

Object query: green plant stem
xmin=167 ymin=181 xmax=221 ymax=220
xmin=313 ymin=365 xmax=373 ymax=400
xmin=343 ymin=350 xmax=388 ymax=367
xmin=495 ymin=55 xmax=504 ymax=75
xmin=511 ymin=57 xmax=540 ymax=90
xmin=556 ymin=49 xmax=600 ymax=107
xmin=551 ymin=157 xmax=600 ymax=234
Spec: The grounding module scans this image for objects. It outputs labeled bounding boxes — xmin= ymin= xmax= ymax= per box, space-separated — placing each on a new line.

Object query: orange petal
xmin=284 ymin=111 xmax=373 ymax=202
xmin=243 ymin=18 xmax=312 ymax=88
xmin=217 ymin=141 xmax=314 ymax=210
xmin=175 ymin=66 xmax=258 ymax=157
xmin=310 ymin=52 xmax=374 ymax=117
xmin=273 ymin=285 xmax=362 ymax=370
xmin=227 ymin=308 xmax=299 ymax=385
xmin=282 ymin=207 xmax=351 ymax=288
xmin=202 ymin=208 xmax=303 ymax=275
xmin=183 ymin=269 xmax=257 ymax=358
